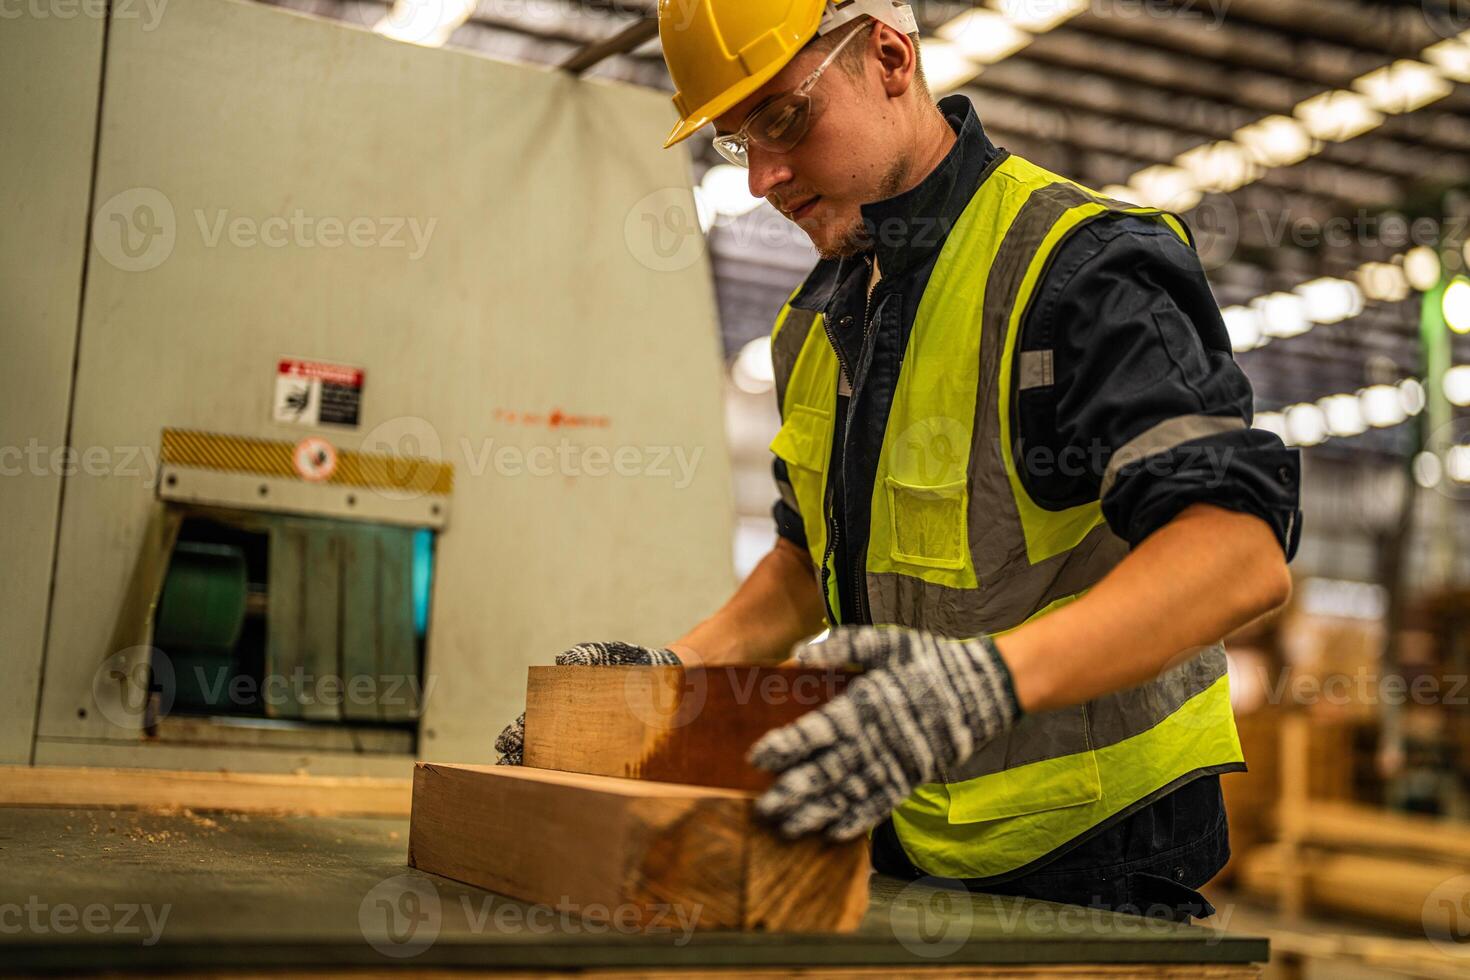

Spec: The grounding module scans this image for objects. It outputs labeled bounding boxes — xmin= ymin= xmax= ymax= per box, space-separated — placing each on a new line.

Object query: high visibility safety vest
xmin=768 ymin=153 xmax=1246 ymax=881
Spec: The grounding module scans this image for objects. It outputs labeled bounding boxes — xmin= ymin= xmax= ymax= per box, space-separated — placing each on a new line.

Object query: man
xmin=498 ymin=0 xmax=1300 ymax=921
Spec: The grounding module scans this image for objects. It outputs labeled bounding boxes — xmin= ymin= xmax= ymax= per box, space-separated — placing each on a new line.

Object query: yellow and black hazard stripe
xmin=160 ymin=429 xmax=453 ymax=495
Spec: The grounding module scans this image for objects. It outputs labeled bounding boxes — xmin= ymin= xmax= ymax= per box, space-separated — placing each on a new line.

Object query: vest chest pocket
xmin=771 ymin=403 xmax=831 ymax=472
xmin=885 ymin=476 xmax=968 ymax=570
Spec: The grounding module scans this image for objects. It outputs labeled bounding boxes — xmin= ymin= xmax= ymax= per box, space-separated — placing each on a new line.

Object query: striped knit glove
xmin=748 ymin=626 xmax=1021 ymax=841
xmin=494 ymin=641 xmax=681 ymax=765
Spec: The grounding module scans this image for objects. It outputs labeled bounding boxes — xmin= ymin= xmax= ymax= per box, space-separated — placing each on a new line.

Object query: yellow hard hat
xmin=658 ymin=0 xmax=918 ymax=148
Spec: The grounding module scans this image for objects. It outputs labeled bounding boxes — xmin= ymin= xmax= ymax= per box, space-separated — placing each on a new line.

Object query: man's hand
xmin=494 ymin=641 xmax=682 ymax=765
xmin=747 ymin=626 xmax=1020 ymax=841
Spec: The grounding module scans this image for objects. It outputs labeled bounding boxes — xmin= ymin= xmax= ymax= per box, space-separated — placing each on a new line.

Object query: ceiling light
xmin=700 ymin=165 xmax=763 ymax=218
xmin=1424 ymin=37 xmax=1470 ymax=82
xmin=1444 ymin=365 xmax=1470 ymax=406
xmin=374 ymin=0 xmax=475 ymax=46
xmin=1405 ymin=246 xmax=1442 ymax=292
xmin=1234 ymin=116 xmax=1315 ymax=168
xmin=1399 ymin=377 xmax=1427 ymax=416
xmin=1254 ymin=411 xmax=1287 ymax=442
xmin=1353 ymin=60 xmax=1453 ymax=114
xmin=1222 ymin=306 xmax=1264 ymax=352
xmin=1414 ymin=451 xmax=1443 ymax=489
xmin=917 ymin=39 xmax=983 ymax=93
xmin=1176 ymin=142 xmax=1259 ymax=193
xmin=1357 ymin=262 xmax=1410 ymax=303
xmin=1253 ymin=292 xmax=1310 ymax=338
xmin=1448 ymin=445 xmax=1470 ymax=484
xmin=938 ymin=10 xmax=1030 ymax=64
xmin=1296 ymin=277 xmax=1364 ymax=324
xmin=1319 ymin=394 xmax=1366 ymax=437
xmin=1443 ymin=278 xmax=1470 ymax=334
xmin=989 ymin=0 xmax=1087 ymax=32
xmin=1359 ymin=384 xmax=1407 ymax=428
xmin=692 ymin=187 xmax=716 ymax=233
xmin=1284 ymin=403 xmax=1328 ymax=447
xmin=732 ymin=336 xmax=775 ymax=394
xmin=1293 ymin=90 xmax=1383 ymax=142
xmin=1129 ymin=165 xmax=1201 ymax=212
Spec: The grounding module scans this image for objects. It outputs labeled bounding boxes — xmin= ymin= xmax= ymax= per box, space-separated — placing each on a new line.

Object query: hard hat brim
xmin=662 ymin=56 xmax=795 ymax=148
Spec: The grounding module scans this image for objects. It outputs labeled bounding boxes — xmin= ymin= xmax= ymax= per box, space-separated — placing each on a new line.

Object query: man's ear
xmin=872 ymin=23 xmax=918 ymax=98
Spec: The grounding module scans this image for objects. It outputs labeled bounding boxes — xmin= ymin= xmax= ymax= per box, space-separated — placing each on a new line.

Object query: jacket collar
xmin=859 ymin=94 xmax=1004 ymax=279
xmin=792 ymin=96 xmax=1004 ymax=311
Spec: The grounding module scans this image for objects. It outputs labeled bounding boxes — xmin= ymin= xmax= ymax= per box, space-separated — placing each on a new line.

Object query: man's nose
xmin=746 ymin=147 xmax=793 ymax=203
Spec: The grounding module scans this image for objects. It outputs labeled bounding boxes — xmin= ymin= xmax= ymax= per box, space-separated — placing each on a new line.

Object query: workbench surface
xmin=0 ymin=807 xmax=1267 ymax=974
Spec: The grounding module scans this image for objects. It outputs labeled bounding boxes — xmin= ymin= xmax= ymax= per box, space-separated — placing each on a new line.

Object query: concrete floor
xmin=0 ymin=807 xmax=1268 ymax=974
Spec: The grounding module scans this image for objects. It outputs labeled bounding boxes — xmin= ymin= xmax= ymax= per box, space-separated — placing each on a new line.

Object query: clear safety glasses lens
xmin=711 ymin=94 xmax=815 ymax=169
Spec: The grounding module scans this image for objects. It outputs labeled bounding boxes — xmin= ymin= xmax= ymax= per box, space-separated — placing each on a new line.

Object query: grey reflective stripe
xmin=1018 ymin=349 xmax=1054 ymax=390
xmin=949 ymin=643 xmax=1228 ymax=781
xmin=1099 ymin=414 xmax=1248 ymax=498
xmin=772 ymin=308 xmax=818 ymax=417
xmin=965 ymin=181 xmax=1101 ymax=584
xmin=867 ymin=519 xmax=1128 ymax=637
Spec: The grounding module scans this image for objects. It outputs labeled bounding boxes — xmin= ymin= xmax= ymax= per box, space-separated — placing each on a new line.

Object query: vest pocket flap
xmin=945 ymin=750 xmax=1102 ymax=824
xmin=885 ymin=476 xmax=968 ymax=570
xmin=770 ymin=404 xmax=832 ymax=471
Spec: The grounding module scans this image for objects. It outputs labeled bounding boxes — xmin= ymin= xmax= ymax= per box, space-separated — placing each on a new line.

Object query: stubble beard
xmin=810 ymin=157 xmax=909 ymax=261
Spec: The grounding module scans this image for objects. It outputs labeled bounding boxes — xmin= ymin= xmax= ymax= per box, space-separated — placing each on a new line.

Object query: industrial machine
xmin=2 ymin=0 xmax=736 ymax=775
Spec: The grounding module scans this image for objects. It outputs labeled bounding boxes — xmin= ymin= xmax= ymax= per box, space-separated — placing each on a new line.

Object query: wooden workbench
xmin=0 ymin=804 xmax=1266 ymax=976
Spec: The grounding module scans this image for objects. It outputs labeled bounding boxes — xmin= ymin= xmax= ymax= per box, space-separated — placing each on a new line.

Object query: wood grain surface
xmin=523 ymin=665 xmax=850 ymax=791
xmin=408 ymin=762 xmax=869 ymax=933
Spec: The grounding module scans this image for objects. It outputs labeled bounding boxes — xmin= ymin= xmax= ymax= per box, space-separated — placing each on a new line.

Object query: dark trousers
xmin=871 ymin=775 xmax=1229 ymax=922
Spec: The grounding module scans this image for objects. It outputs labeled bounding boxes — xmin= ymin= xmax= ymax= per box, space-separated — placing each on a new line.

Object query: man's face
xmin=712 ymin=28 xmax=906 ymax=259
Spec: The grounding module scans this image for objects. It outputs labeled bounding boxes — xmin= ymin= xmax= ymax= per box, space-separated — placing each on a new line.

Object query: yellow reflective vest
xmin=769 ymin=152 xmax=1245 ymax=881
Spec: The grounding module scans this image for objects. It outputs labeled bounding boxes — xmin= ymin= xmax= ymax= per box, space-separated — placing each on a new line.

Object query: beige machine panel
xmin=0 ymin=13 xmax=107 ymax=763
xmin=35 ymin=0 xmax=735 ymax=768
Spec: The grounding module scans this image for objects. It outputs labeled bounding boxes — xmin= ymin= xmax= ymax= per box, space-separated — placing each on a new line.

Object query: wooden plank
xmin=1294 ymin=799 xmax=1470 ymax=863
xmin=408 ymin=763 xmax=869 ymax=933
xmin=0 ymin=764 xmax=411 ymax=815
xmin=1277 ymin=712 xmax=1310 ymax=918
xmin=523 ymin=665 xmax=851 ymax=791
xmin=1239 ymin=841 xmax=1468 ymax=931
xmin=155 ymin=968 xmax=1260 ymax=978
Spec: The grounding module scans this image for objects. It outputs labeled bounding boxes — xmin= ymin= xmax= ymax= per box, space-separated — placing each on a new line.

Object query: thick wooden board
xmin=408 ymin=762 xmax=869 ymax=933
xmin=523 ymin=665 xmax=850 ymax=791
xmin=0 ymin=764 xmax=411 ymax=815
xmin=1284 ymin=798 xmax=1470 ymax=863
xmin=1239 ymin=841 xmax=1468 ymax=931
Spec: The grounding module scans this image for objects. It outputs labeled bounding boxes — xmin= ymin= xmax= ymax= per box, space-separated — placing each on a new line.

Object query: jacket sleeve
xmin=1013 ymin=214 xmax=1301 ymax=557
xmin=772 ymin=457 xmax=808 ymax=549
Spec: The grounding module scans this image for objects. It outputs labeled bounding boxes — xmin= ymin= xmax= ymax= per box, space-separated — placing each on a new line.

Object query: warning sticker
xmin=273 ymin=358 xmax=363 ymax=428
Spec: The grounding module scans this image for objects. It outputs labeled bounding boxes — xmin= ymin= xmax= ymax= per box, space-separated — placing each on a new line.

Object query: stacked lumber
xmin=409 ymin=665 xmax=870 ymax=933
xmin=1239 ymin=841 xmax=1467 ymax=932
xmin=1241 ymin=712 xmax=1470 ymax=936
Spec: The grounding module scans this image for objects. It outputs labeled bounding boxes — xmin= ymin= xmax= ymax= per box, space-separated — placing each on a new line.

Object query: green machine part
xmin=155 ymin=543 xmax=249 ymax=651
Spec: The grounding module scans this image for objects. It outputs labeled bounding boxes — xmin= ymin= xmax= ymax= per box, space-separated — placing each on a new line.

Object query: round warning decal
xmin=294 ymin=436 xmax=338 ymax=482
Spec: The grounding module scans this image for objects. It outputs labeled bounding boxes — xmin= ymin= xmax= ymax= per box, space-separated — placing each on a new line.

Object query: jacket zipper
xmin=820 ymin=266 xmax=881 ymax=626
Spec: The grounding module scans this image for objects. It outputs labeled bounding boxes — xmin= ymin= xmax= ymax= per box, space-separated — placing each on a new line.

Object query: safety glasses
xmin=712 ymin=23 xmax=867 ymax=168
